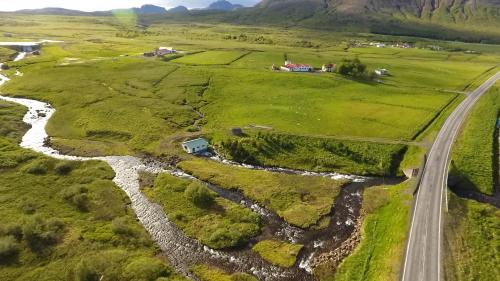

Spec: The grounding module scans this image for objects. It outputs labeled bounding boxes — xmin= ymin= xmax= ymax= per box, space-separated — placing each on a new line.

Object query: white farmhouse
xmin=155 ymin=47 xmax=176 ymax=56
xmin=375 ymin=68 xmax=389 ymax=76
xmin=181 ymin=138 xmax=209 ymax=154
xmin=280 ymin=61 xmax=313 ymax=72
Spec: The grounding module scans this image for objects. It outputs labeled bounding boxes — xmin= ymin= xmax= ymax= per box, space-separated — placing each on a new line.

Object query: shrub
xmin=0 ymin=224 xmax=23 ymax=241
xmin=183 ymin=182 xmax=214 ymax=208
xmin=23 ymin=215 xmax=65 ymax=251
xmin=76 ymin=259 xmax=102 ymax=281
xmin=55 ymin=161 xmax=74 ymax=175
xmin=23 ymin=160 xmax=49 ymax=175
xmin=19 ymin=200 xmax=36 ymax=214
xmin=111 ymin=217 xmax=135 ymax=236
xmin=0 ymin=236 xmax=20 ymax=263
xmin=123 ymin=257 xmax=172 ymax=281
xmin=62 ymin=185 xmax=90 ymax=212
xmin=208 ymin=228 xmax=242 ymax=249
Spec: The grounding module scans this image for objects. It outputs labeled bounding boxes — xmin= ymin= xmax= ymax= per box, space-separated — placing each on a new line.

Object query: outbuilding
xmin=182 ymin=138 xmax=209 ymax=154
xmin=375 ymin=68 xmax=389 ymax=76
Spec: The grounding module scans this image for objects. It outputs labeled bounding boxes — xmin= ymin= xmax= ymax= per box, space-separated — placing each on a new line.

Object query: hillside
xmin=247 ymin=0 xmax=500 ymax=42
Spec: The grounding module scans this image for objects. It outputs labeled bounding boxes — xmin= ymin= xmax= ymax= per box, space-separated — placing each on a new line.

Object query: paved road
xmin=401 ymin=71 xmax=500 ymax=281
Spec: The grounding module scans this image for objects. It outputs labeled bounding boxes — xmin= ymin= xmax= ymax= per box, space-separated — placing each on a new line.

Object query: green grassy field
xmin=321 ymin=181 xmax=412 ymax=281
xmin=0 ymin=101 xmax=184 ymax=281
xmin=0 ymin=15 xmax=498 ymax=173
xmin=444 ymin=193 xmax=500 ymax=281
xmin=173 ymin=50 xmax=248 ymax=65
xmin=178 ymin=158 xmax=345 ymax=228
xmin=142 ymin=173 xmax=261 ymax=249
xmin=191 ymin=265 xmax=257 ymax=281
xmin=450 ymin=84 xmax=500 ymax=195
xmin=252 ymin=240 xmax=303 ymax=268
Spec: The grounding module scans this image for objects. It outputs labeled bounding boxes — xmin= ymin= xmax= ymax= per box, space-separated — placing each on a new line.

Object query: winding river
xmin=0 ymin=52 xmax=396 ymax=280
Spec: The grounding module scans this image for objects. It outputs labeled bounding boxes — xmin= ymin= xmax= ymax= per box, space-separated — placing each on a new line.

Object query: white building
xmin=322 ymin=64 xmax=335 ymax=72
xmin=280 ymin=61 xmax=313 ymax=72
xmin=155 ymin=47 xmax=176 ymax=56
xmin=181 ymin=138 xmax=209 ymax=154
xmin=375 ymin=68 xmax=389 ymax=76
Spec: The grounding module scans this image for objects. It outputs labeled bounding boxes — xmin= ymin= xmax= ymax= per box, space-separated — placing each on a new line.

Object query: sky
xmin=0 ymin=0 xmax=261 ymax=12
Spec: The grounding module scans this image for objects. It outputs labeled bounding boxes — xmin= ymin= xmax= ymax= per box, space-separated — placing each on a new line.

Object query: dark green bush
xmin=183 ymin=182 xmax=214 ymax=208
xmin=123 ymin=257 xmax=173 ymax=281
xmin=55 ymin=161 xmax=74 ymax=175
xmin=23 ymin=215 xmax=65 ymax=251
xmin=0 ymin=236 xmax=20 ymax=263
xmin=62 ymin=185 xmax=90 ymax=212
xmin=23 ymin=160 xmax=49 ymax=175
xmin=111 ymin=217 xmax=135 ymax=236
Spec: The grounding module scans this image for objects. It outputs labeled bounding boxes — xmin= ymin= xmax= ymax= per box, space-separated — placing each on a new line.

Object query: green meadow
xmin=0 ymin=101 xmax=184 ymax=281
xmin=178 ymin=158 xmax=345 ymax=228
xmin=252 ymin=240 xmax=303 ymax=268
xmin=1 ymin=15 xmax=499 ymax=175
xmin=1 ymin=13 xmax=500 ymax=281
xmin=173 ymin=50 xmax=249 ymax=65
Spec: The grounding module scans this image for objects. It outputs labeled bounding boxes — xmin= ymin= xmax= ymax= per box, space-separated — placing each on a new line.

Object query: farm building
xmin=375 ymin=68 xmax=389 ymax=76
xmin=280 ymin=60 xmax=313 ymax=72
xmin=182 ymin=138 xmax=209 ymax=154
xmin=322 ymin=64 xmax=336 ymax=72
xmin=155 ymin=47 xmax=176 ymax=56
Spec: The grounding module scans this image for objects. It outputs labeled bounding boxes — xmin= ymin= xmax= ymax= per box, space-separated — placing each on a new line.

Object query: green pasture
xmin=178 ymin=158 xmax=345 ymax=228
xmin=173 ymin=50 xmax=249 ymax=65
xmin=142 ymin=173 xmax=261 ymax=249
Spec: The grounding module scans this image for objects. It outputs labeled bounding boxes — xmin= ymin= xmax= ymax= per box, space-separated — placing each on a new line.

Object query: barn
xmin=181 ymin=138 xmax=209 ymax=154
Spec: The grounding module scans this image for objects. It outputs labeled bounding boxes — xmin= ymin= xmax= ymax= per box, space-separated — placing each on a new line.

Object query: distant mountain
xmin=15 ymin=7 xmax=108 ymax=16
xmin=132 ymin=4 xmax=167 ymax=14
xmin=207 ymin=0 xmax=244 ymax=11
xmin=241 ymin=0 xmax=500 ymax=43
xmin=168 ymin=6 xmax=189 ymax=13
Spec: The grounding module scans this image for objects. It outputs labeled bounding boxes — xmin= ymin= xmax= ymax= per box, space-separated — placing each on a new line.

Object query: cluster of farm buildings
xmin=144 ymin=46 xmax=177 ymax=57
xmin=272 ymin=60 xmax=335 ymax=73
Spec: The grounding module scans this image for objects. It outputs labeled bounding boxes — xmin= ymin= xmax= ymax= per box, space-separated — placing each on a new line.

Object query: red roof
xmin=284 ymin=63 xmax=312 ymax=68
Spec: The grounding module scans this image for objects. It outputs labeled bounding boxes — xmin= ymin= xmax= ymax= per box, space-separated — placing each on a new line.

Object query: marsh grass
xmin=178 ymin=158 xmax=345 ymax=228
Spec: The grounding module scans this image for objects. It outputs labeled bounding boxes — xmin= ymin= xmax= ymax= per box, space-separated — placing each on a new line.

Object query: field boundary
xmin=411 ymin=93 xmax=461 ymax=140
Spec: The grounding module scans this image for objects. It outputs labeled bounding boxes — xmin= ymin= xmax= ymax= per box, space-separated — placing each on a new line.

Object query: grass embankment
xmin=214 ymin=133 xmax=406 ymax=176
xmin=178 ymin=158 xmax=345 ymax=228
xmin=444 ymin=84 xmax=500 ymax=280
xmin=319 ymin=181 xmax=412 ymax=281
xmin=191 ymin=265 xmax=257 ymax=281
xmin=450 ymin=85 xmax=500 ymax=195
xmin=0 ymin=47 xmax=16 ymax=62
xmin=252 ymin=240 xmax=303 ymax=268
xmin=142 ymin=173 xmax=261 ymax=249
xmin=444 ymin=193 xmax=500 ymax=281
xmin=0 ymin=101 xmax=185 ymax=281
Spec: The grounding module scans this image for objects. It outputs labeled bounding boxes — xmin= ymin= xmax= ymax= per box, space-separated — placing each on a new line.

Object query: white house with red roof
xmin=280 ymin=60 xmax=313 ymax=72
